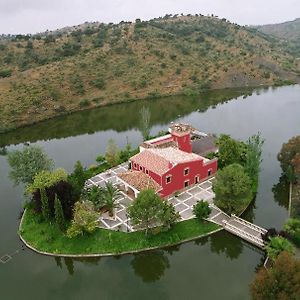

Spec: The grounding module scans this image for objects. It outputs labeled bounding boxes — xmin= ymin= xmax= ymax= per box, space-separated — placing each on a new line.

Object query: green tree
xmin=68 ymin=161 xmax=86 ymax=199
xmin=128 ymin=189 xmax=163 ymax=236
xmin=105 ymin=139 xmax=120 ymax=167
xmin=54 ymin=194 xmax=65 ymax=230
xmin=100 ymin=182 xmax=121 ymax=216
xmin=159 ymin=201 xmax=180 ymax=230
xmin=7 ymin=145 xmax=53 ymax=186
xmin=67 ymin=201 xmax=98 ymax=238
xmin=244 ymin=133 xmax=264 ymax=190
xmin=213 ymin=163 xmax=252 ymax=214
xmin=278 ymin=135 xmax=300 ymax=182
xmin=250 ymin=252 xmax=300 ymax=300
xmin=217 ymin=134 xmax=247 ymax=167
xmin=193 ymin=200 xmax=212 ymax=220
xmin=265 ymin=236 xmax=295 ymax=261
xmin=139 ymin=106 xmax=151 ymax=141
xmin=40 ymin=188 xmax=51 ymax=221
xmin=26 ymin=168 xmax=68 ymax=194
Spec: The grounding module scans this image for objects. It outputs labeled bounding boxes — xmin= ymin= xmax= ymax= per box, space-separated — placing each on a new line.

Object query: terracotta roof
xmin=148 ymin=147 xmax=201 ymax=164
xmin=131 ymin=147 xmax=202 ymax=175
xmin=131 ymin=150 xmax=171 ymax=175
xmin=118 ymin=171 xmax=161 ymax=192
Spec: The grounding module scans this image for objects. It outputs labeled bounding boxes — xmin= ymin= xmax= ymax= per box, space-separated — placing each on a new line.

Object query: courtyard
xmin=86 ymin=165 xmax=215 ymax=232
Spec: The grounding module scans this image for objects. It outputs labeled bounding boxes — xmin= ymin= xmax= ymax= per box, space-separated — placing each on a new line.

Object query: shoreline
xmin=1 ymin=83 xmax=292 ymax=135
xmin=18 ymin=209 xmax=223 ymax=258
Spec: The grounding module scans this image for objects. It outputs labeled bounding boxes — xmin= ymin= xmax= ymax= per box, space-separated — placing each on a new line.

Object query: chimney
xmin=169 ymin=123 xmax=192 ymax=153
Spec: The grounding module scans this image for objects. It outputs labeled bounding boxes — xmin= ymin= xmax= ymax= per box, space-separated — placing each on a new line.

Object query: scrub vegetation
xmin=0 ymin=14 xmax=299 ymax=132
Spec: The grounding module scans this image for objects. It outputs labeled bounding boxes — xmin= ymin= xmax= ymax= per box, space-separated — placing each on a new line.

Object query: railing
xmin=231 ymin=215 xmax=267 ymax=234
xmin=223 ymin=221 xmax=265 ymax=247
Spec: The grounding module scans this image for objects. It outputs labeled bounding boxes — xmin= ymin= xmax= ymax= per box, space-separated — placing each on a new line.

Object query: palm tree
xmin=101 ymin=182 xmax=122 ymax=216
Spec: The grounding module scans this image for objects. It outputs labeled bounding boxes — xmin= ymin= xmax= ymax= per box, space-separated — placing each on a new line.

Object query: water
xmin=1 ymin=85 xmax=299 ymax=300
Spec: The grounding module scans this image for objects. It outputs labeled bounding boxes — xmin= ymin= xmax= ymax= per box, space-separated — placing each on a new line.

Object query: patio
xmin=86 ymin=165 xmax=215 ymax=232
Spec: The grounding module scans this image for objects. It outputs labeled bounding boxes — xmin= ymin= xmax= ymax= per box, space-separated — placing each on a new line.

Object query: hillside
xmin=0 ymin=14 xmax=299 ymax=133
xmin=256 ymin=18 xmax=300 ymax=56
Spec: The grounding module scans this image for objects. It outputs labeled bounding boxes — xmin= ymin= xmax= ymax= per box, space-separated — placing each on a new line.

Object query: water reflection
xmin=272 ymin=175 xmax=289 ymax=209
xmin=130 ymin=250 xmax=170 ymax=283
xmin=0 ymin=88 xmax=254 ymax=147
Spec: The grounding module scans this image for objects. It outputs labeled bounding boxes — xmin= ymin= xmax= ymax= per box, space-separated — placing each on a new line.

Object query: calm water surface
xmin=1 ymin=85 xmax=299 ymax=300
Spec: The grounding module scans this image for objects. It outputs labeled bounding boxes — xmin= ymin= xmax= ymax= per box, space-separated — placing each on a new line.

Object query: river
xmin=1 ymin=85 xmax=299 ymax=299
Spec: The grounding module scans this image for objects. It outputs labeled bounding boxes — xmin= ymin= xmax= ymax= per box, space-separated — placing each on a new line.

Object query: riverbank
xmin=19 ymin=208 xmax=221 ymax=257
xmin=1 ymin=83 xmax=296 ymax=135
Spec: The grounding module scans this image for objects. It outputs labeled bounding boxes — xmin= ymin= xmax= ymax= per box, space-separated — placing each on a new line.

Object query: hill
xmin=0 ymin=14 xmax=299 ymax=133
xmin=256 ymin=18 xmax=300 ymax=56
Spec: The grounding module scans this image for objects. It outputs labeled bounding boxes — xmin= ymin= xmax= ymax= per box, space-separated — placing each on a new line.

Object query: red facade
xmin=129 ymin=124 xmax=218 ymax=198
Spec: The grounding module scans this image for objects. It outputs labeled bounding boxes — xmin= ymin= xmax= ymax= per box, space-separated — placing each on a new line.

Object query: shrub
xmin=79 ymin=99 xmax=90 ymax=107
xmin=265 ymin=236 xmax=295 ymax=261
xmin=0 ymin=69 xmax=12 ymax=78
xmin=54 ymin=194 xmax=65 ymax=230
xmin=67 ymin=201 xmax=98 ymax=238
xmin=193 ymin=200 xmax=211 ymax=220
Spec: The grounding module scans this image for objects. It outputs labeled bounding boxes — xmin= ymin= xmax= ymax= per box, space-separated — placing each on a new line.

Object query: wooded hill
xmin=0 ymin=14 xmax=299 ymax=132
xmin=256 ymin=18 xmax=300 ymax=57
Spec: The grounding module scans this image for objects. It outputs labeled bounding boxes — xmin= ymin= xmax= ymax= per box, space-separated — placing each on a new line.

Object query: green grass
xmin=20 ymin=209 xmax=220 ymax=255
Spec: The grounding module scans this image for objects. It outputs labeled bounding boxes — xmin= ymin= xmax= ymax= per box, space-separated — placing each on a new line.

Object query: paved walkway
xmin=86 ymin=164 xmax=215 ymax=232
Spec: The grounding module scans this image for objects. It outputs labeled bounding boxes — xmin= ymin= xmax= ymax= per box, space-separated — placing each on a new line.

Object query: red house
xmin=118 ymin=123 xmax=218 ymax=198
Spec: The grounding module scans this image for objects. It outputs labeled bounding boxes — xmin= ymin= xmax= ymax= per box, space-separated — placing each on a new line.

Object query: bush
xmin=193 ymin=200 xmax=211 ymax=220
xmin=0 ymin=69 xmax=12 ymax=78
xmin=79 ymin=99 xmax=90 ymax=107
xmin=265 ymin=236 xmax=295 ymax=261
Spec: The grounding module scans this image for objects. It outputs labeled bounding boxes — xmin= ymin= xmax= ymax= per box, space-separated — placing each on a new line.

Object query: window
xmin=184 ymin=168 xmax=189 ymax=176
xmin=184 ymin=180 xmax=189 ymax=188
xmin=166 ymin=175 xmax=172 ymax=184
xmin=208 ymin=169 xmax=212 ymax=177
xmin=133 ymin=163 xmax=137 ymax=168
xmin=139 ymin=166 xmax=143 ymax=171
xmin=195 ymin=176 xmax=199 ymax=184
xmin=146 ymin=169 xmax=149 ymax=175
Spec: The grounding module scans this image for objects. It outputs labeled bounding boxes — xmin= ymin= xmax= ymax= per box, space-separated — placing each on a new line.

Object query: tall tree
xmin=139 ymin=106 xmax=151 ymax=141
xmin=278 ymin=135 xmax=300 ymax=182
xmin=244 ymin=133 xmax=264 ymax=189
xmin=100 ymin=182 xmax=121 ymax=216
xmin=7 ymin=145 xmax=53 ymax=186
xmin=40 ymin=188 xmax=51 ymax=221
xmin=54 ymin=194 xmax=65 ymax=230
xmin=213 ymin=163 xmax=252 ymax=214
xmin=105 ymin=139 xmax=120 ymax=167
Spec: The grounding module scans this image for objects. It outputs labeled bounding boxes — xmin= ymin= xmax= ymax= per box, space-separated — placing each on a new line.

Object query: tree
xmin=7 ymin=145 xmax=53 ymax=186
xmin=284 ymin=218 xmax=300 ymax=246
xmin=68 ymin=161 xmax=86 ymax=199
xmin=193 ymin=200 xmax=211 ymax=220
xmin=213 ymin=164 xmax=252 ymax=214
xmin=99 ymin=182 xmax=121 ymax=216
xmin=250 ymin=252 xmax=300 ymax=300
xmin=159 ymin=201 xmax=180 ymax=230
xmin=216 ymin=134 xmax=247 ymax=168
xmin=54 ymin=194 xmax=65 ymax=230
xmin=265 ymin=236 xmax=295 ymax=261
xmin=67 ymin=201 xmax=98 ymax=238
xmin=278 ymin=135 xmax=300 ymax=182
xmin=139 ymin=106 xmax=151 ymax=141
xmin=26 ymin=168 xmax=68 ymax=194
xmin=105 ymin=139 xmax=120 ymax=167
xmin=244 ymin=133 xmax=264 ymax=189
xmin=128 ymin=189 xmax=163 ymax=236
xmin=40 ymin=188 xmax=50 ymax=221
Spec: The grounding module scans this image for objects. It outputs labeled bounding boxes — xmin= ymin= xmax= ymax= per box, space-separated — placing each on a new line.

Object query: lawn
xmin=20 ymin=209 xmax=220 ymax=256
